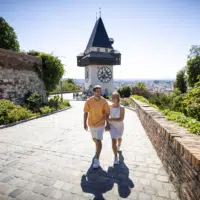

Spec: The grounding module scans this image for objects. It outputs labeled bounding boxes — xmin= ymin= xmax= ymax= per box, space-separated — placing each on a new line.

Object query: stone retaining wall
xmin=132 ymin=98 xmax=200 ymax=200
xmin=0 ymin=48 xmax=46 ymax=104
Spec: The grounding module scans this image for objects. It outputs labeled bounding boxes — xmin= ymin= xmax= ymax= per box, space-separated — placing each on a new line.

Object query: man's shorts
xmin=89 ymin=125 xmax=105 ymax=140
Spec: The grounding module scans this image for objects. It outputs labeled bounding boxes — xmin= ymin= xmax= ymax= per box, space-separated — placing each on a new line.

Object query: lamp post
xmin=60 ymin=80 xmax=63 ymax=102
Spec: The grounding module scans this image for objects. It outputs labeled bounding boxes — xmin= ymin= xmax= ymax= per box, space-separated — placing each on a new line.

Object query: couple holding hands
xmin=84 ymin=85 xmax=125 ymax=169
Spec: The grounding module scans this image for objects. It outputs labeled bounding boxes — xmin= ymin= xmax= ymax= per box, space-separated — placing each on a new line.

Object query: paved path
xmin=0 ymin=101 xmax=180 ymax=200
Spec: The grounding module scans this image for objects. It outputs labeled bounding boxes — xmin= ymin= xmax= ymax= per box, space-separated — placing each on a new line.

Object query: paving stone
xmin=62 ymin=182 xmax=73 ymax=192
xmin=139 ymin=178 xmax=151 ymax=186
xmin=16 ymin=190 xmax=33 ymax=200
xmin=27 ymin=193 xmax=44 ymax=200
xmin=53 ymin=180 xmax=65 ymax=189
xmin=138 ymin=192 xmax=152 ymax=200
xmin=170 ymin=191 xmax=179 ymax=200
xmin=1 ymin=176 xmax=14 ymax=183
xmin=0 ymin=182 xmax=15 ymax=195
xmin=156 ymin=175 xmax=169 ymax=183
xmin=157 ymin=189 xmax=170 ymax=198
xmin=49 ymin=189 xmax=63 ymax=199
xmin=41 ymin=186 xmax=55 ymax=197
xmin=33 ymin=183 xmax=44 ymax=194
xmin=8 ymin=188 xmax=24 ymax=198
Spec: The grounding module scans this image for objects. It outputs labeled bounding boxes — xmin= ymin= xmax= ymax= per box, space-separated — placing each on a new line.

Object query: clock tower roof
xmin=86 ymin=17 xmax=113 ymax=50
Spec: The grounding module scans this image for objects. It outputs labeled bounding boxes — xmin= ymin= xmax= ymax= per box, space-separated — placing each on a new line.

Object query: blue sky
xmin=1 ymin=0 xmax=200 ymax=79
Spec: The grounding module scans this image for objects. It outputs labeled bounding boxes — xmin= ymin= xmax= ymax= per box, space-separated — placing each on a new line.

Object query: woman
xmin=108 ymin=92 xmax=125 ymax=165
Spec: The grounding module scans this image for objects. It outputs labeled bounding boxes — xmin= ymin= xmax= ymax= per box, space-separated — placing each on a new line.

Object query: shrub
xmin=120 ymin=101 xmax=129 ymax=107
xmin=25 ymin=93 xmax=44 ymax=112
xmin=165 ymin=111 xmax=200 ymax=135
xmin=149 ymin=92 xmax=171 ymax=110
xmin=0 ymin=100 xmax=35 ymax=125
xmin=59 ymin=100 xmax=71 ymax=109
xmin=132 ymin=82 xmax=151 ymax=99
xmin=48 ymin=95 xmax=60 ymax=110
xmin=132 ymin=95 xmax=149 ymax=104
xmin=117 ymin=86 xmax=131 ymax=97
xmin=40 ymin=106 xmax=54 ymax=114
xmin=183 ymin=78 xmax=200 ymax=121
xmin=48 ymin=95 xmax=70 ymax=110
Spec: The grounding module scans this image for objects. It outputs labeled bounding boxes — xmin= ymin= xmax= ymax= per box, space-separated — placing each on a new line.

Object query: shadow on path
xmin=107 ymin=151 xmax=134 ymax=198
xmin=81 ymin=160 xmax=114 ymax=200
xmin=81 ymin=152 xmax=134 ymax=199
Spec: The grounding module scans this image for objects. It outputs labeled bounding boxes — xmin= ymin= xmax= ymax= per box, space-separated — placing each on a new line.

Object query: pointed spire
xmin=99 ymin=8 xmax=101 ymax=17
xmin=86 ymin=17 xmax=113 ymax=50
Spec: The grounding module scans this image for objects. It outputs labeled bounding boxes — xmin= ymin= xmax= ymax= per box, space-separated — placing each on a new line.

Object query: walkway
xmin=0 ymin=101 xmax=179 ymax=200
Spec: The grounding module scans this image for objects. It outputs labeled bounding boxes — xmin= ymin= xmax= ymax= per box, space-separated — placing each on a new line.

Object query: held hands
xmin=105 ymin=124 xmax=110 ymax=131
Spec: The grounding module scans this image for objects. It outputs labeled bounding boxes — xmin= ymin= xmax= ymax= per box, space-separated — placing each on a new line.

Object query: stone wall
xmin=0 ymin=48 xmax=46 ymax=104
xmin=132 ymin=98 xmax=200 ymax=200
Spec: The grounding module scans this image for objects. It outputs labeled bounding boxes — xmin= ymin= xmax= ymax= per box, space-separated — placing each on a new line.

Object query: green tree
xmin=0 ymin=17 xmax=20 ymax=52
xmin=174 ymin=68 xmax=187 ymax=93
xmin=132 ymin=82 xmax=151 ymax=99
xmin=134 ymin=82 xmax=147 ymax=89
xmin=186 ymin=56 xmax=200 ymax=87
xmin=117 ymin=86 xmax=131 ymax=97
xmin=183 ymin=76 xmax=200 ymax=121
xmin=27 ymin=51 xmax=65 ymax=93
xmin=187 ymin=45 xmax=200 ymax=60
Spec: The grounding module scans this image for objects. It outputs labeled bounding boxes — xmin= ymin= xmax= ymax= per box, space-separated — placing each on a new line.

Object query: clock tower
xmin=77 ymin=17 xmax=121 ymax=95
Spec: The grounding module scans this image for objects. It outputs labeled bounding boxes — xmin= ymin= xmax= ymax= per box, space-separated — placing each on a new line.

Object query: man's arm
xmin=84 ymin=112 xmax=88 ymax=131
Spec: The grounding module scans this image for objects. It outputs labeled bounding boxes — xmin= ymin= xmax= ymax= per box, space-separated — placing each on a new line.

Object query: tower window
xmin=97 ymin=48 xmax=100 ymax=52
xmin=105 ymin=49 xmax=108 ymax=53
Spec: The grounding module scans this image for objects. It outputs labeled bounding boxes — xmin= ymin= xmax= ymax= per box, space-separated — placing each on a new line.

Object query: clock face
xmin=97 ymin=67 xmax=112 ymax=83
xmin=85 ymin=67 xmax=89 ymax=82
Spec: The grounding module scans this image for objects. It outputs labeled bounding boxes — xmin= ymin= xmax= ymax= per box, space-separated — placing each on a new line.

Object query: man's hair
xmin=93 ymin=85 xmax=102 ymax=92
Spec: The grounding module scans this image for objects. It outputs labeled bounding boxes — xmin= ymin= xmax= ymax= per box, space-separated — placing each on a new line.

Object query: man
xmin=84 ymin=85 xmax=110 ymax=168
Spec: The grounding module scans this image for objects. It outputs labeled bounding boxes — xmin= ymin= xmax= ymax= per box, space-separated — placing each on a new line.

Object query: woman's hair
xmin=111 ymin=91 xmax=121 ymax=103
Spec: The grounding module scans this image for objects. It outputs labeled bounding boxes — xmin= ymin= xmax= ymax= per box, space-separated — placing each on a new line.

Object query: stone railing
xmin=131 ymin=98 xmax=200 ymax=200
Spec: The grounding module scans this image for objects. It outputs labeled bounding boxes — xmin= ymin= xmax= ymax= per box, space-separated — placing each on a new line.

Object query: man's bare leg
xmin=95 ymin=140 xmax=102 ymax=159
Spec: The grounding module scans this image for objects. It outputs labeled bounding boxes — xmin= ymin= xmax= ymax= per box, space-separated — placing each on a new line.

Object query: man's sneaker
xmin=117 ymin=145 xmax=121 ymax=152
xmin=93 ymin=158 xmax=100 ymax=169
xmin=114 ymin=157 xmax=119 ymax=165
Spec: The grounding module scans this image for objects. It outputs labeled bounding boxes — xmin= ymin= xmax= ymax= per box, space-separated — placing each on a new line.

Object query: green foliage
xmin=59 ymin=100 xmax=71 ymax=109
xmin=0 ymin=17 xmax=20 ymax=52
xmin=132 ymin=82 xmax=151 ymax=99
xmin=48 ymin=95 xmax=60 ymax=110
xmin=62 ymin=80 xmax=79 ymax=92
xmin=169 ymin=89 xmax=185 ymax=113
xmin=164 ymin=110 xmax=200 ymax=135
xmin=183 ymin=78 xmax=200 ymax=121
xmin=25 ymin=93 xmax=44 ymax=112
xmin=134 ymin=82 xmax=147 ymax=89
xmin=132 ymin=95 xmax=149 ymax=104
xmin=187 ymin=45 xmax=200 ymax=60
xmin=186 ymin=56 xmax=200 ymax=87
xmin=27 ymin=51 xmax=65 ymax=93
xmin=132 ymin=95 xmax=159 ymax=109
xmin=0 ymin=100 xmax=35 ymax=125
xmin=174 ymin=68 xmax=187 ymax=93
xmin=40 ymin=106 xmax=54 ymax=114
xmin=149 ymin=92 xmax=171 ymax=110
xmin=120 ymin=101 xmax=129 ymax=107
xmin=117 ymin=86 xmax=131 ymax=97
xmin=48 ymin=95 xmax=71 ymax=110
